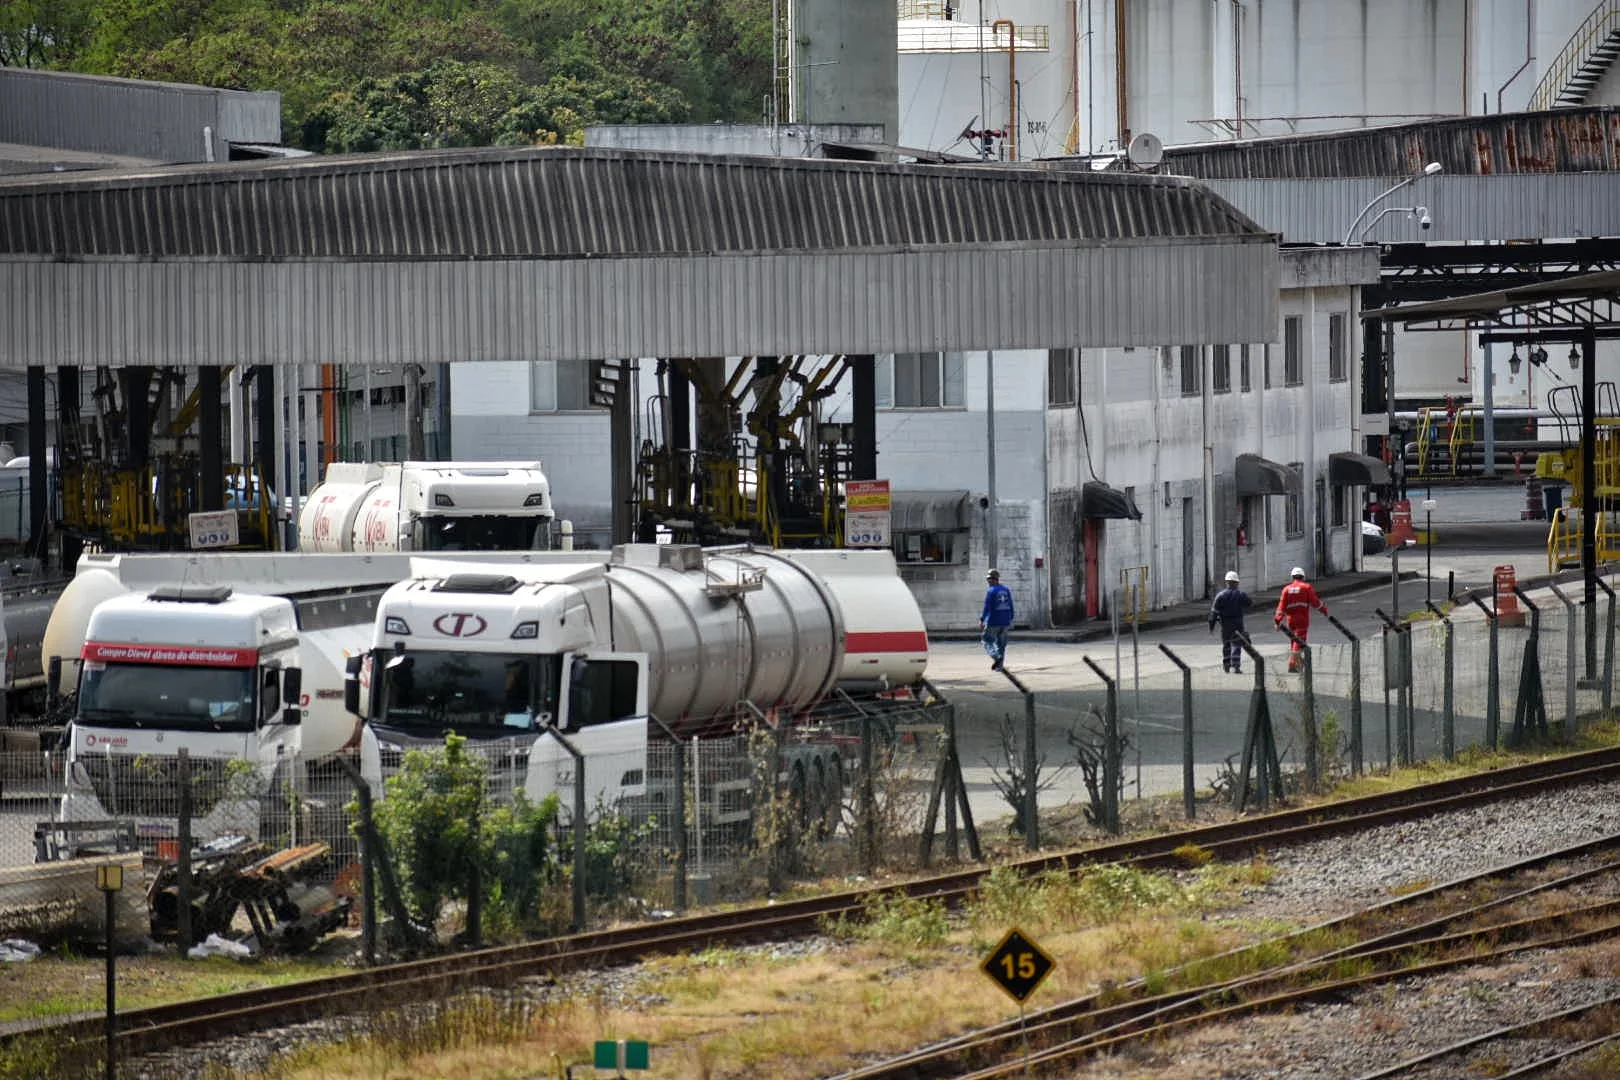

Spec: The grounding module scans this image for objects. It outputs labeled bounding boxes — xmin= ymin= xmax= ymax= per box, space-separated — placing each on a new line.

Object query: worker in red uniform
xmin=1274 ymin=566 xmax=1327 ymax=673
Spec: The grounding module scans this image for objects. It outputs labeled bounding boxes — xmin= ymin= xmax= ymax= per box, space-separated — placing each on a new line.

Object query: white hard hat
xmin=1291 ymin=566 xmax=1306 ymax=578
xmin=1224 ymin=570 xmax=1240 ymax=583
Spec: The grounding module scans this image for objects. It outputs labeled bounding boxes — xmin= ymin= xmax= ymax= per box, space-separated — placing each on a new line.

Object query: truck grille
xmin=76 ymin=754 xmax=241 ymax=819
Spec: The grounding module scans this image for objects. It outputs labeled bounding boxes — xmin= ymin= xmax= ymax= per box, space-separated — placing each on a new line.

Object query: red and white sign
xmin=81 ymin=642 xmax=258 ymax=667
xmin=845 ymin=479 xmax=892 ymax=548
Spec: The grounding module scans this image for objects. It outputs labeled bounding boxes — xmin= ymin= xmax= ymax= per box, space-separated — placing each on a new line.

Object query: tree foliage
xmin=5 ymin=0 xmax=773 ymax=150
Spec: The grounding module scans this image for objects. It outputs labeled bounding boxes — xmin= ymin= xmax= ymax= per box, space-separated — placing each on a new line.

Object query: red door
xmin=1083 ymin=519 xmax=1101 ymax=619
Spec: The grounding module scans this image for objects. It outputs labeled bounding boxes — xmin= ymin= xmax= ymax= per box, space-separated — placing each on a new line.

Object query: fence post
xmin=1375 ymin=608 xmax=1399 ymax=768
xmin=1156 ymin=643 xmax=1196 ymax=820
xmin=1425 ymin=601 xmax=1455 ymax=760
xmin=1596 ymin=577 xmax=1617 ymax=715
xmin=1548 ymin=582 xmax=1579 ymax=737
xmin=1234 ymin=637 xmax=1283 ymax=811
xmin=1277 ymin=624 xmax=1318 ymax=792
xmin=176 ymin=748 xmax=193 ymax=955
xmin=997 ymin=666 xmax=1040 ymax=850
xmin=1511 ymin=586 xmax=1549 ymax=745
xmin=1080 ymin=656 xmax=1120 ymax=834
xmin=1469 ymin=594 xmax=1501 ymax=749
xmin=647 ymin=714 xmax=686 ymax=912
xmin=1325 ymin=614 xmax=1362 ymax=777
xmin=332 ymin=754 xmax=376 ymax=966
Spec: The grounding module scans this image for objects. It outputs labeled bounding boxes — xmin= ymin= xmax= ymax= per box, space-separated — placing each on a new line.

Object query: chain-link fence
xmin=988 ymin=575 xmax=1620 ymax=846
xmin=0 ymin=694 xmax=962 ymax=959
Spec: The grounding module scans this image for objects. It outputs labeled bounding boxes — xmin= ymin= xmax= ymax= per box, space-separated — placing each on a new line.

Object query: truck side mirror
xmin=46 ymin=656 xmax=61 ymax=701
xmin=344 ymin=654 xmax=363 ymax=716
xmin=281 ymin=667 xmax=303 ymax=726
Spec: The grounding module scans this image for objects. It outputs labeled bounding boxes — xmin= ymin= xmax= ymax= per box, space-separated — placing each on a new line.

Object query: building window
xmin=1240 ymin=345 xmax=1252 ymax=392
xmin=1332 ymin=484 xmax=1348 ymax=528
xmin=1263 ymin=344 xmax=1273 ymax=390
xmin=1285 ymin=462 xmax=1304 ymax=536
xmin=531 ymin=359 xmax=593 ymax=412
xmin=1047 ymin=349 xmax=1077 ymax=406
xmin=1329 ymin=313 xmax=1348 ymax=383
xmin=877 ymin=353 xmax=966 ymax=408
xmin=895 ymin=530 xmax=966 ymax=565
xmin=1284 ymin=316 xmax=1303 ymax=386
xmin=1179 ymin=346 xmax=1201 ymax=397
xmin=1212 ymin=345 xmax=1231 ymax=394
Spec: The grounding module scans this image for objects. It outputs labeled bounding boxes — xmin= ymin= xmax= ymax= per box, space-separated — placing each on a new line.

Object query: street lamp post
xmin=1342 ymin=163 xmax=1444 ymax=247
xmin=1391 ymin=538 xmax=1416 ymax=617
xmin=1422 ymin=499 xmax=1437 ymax=605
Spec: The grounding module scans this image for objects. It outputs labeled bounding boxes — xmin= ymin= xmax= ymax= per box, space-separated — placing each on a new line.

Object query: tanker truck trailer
xmin=346 ymin=543 xmax=938 ymax=840
xmin=298 ymin=460 xmax=555 ymax=553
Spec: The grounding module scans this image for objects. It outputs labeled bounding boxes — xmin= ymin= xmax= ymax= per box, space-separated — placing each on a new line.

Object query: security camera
xmin=1417 ymin=207 xmax=1432 ymax=230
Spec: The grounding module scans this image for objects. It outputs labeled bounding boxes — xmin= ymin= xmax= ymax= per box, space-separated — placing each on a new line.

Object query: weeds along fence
xmin=963 ymin=572 xmax=1620 ymax=848
xmin=0 ymin=694 xmax=960 ymax=958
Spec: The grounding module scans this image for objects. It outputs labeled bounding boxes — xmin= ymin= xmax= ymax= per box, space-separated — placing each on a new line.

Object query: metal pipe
xmin=1067 ymin=0 xmax=1081 ymax=152
xmin=1114 ymin=0 xmax=1128 ymax=146
xmin=993 ymin=19 xmax=1018 ymax=160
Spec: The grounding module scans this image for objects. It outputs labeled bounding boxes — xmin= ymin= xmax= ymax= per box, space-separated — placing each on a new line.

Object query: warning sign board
xmin=981 ymin=927 xmax=1055 ymax=1004
xmin=845 ymin=479 xmax=892 ymax=548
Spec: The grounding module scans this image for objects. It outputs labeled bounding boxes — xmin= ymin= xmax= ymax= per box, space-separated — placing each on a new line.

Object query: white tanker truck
xmin=298 ymin=461 xmax=555 ymax=553
xmin=347 ymin=543 xmax=935 ymax=835
xmin=41 ymin=550 xmax=610 ymax=850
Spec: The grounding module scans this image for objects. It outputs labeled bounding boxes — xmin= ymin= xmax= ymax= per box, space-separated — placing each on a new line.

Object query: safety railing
xmin=1529 ymin=2 xmax=1620 ymax=110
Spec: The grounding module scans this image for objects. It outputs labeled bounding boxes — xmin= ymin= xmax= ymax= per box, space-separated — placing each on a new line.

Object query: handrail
xmin=1529 ymin=2 xmax=1620 ymax=110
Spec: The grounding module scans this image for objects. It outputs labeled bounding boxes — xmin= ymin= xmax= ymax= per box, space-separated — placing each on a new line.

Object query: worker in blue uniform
xmin=1208 ymin=569 xmax=1253 ymax=674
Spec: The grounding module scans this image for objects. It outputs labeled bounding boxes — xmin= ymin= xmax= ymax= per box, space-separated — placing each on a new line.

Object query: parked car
xmin=1362 ymin=520 xmax=1388 ymax=555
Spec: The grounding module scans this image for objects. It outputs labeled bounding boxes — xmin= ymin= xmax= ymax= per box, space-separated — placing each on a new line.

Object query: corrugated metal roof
xmin=0 ymin=145 xmax=1269 ymax=259
xmin=1099 ymin=108 xmax=1620 ymax=179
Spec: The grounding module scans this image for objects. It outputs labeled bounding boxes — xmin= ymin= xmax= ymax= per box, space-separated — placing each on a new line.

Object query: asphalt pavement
xmin=920 ymin=481 xmax=1597 ymax=834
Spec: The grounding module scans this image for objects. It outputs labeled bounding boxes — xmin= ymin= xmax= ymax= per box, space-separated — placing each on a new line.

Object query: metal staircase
xmin=1530 ymin=3 xmax=1620 ymax=110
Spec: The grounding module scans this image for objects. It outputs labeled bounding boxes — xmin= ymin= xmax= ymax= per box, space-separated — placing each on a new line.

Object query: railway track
xmin=842 ymin=832 xmax=1620 ymax=1078
xmin=9 ymin=744 xmax=1620 ymax=1071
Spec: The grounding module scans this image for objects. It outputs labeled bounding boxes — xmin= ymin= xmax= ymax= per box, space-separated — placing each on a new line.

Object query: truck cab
xmin=57 ymin=585 xmax=305 ymax=846
xmin=351 ymin=567 xmax=648 ymax=811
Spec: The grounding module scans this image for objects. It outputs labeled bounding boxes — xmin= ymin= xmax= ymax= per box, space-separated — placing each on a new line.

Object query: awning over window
xmin=1328 ymin=451 xmax=1392 ymax=487
xmin=1080 ymin=481 xmax=1143 ymax=520
xmin=890 ymin=490 xmax=971 ymax=531
xmin=1235 ymin=454 xmax=1301 ymax=497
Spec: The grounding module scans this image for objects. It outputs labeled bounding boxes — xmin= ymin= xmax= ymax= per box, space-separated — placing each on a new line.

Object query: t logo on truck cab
xmin=433 ymin=612 xmax=488 ymax=637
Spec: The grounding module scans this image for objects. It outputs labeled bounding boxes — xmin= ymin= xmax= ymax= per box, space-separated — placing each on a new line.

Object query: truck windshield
xmin=418 ymin=515 xmax=550 ymax=551
xmin=377 ymin=650 xmax=561 ymax=735
xmin=77 ymin=663 xmax=256 ymax=732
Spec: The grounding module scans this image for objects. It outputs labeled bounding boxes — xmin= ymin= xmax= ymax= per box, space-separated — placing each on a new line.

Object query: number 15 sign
xmin=981 ymin=927 xmax=1055 ymax=1004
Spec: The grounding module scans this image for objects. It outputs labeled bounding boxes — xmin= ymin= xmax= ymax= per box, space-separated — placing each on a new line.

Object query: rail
xmin=1529 ymin=2 xmax=1620 ymax=110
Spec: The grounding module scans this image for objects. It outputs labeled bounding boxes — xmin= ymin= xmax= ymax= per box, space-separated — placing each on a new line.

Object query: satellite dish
xmin=956 ymin=115 xmax=980 ymax=143
xmin=1126 ymin=131 xmax=1164 ymax=169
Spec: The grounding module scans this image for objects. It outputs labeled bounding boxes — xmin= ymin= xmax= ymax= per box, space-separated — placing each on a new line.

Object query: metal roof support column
xmin=1481 ymin=340 xmax=1498 ymax=477
xmin=1583 ymin=324 xmax=1600 ymax=682
xmin=198 ymin=366 xmax=223 ymax=512
xmin=850 ymin=357 xmax=876 ymax=480
xmin=56 ymin=366 xmax=82 ymax=575
xmin=25 ymin=365 xmax=45 ymax=559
